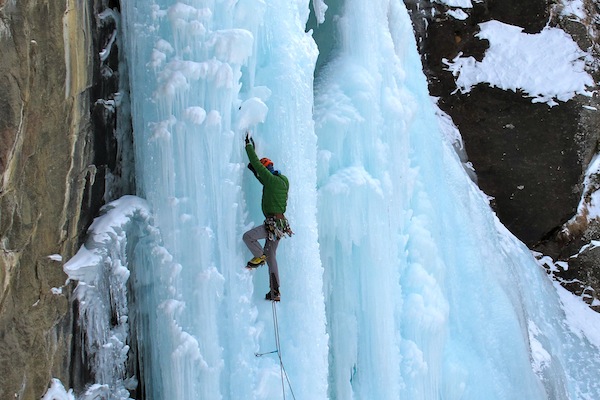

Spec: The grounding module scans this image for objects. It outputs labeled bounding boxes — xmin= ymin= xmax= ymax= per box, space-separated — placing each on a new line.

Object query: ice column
xmin=120 ymin=1 xmax=327 ymax=399
xmin=314 ymin=0 xmax=600 ymax=399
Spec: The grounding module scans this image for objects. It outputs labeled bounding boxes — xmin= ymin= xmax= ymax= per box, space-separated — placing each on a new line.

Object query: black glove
xmin=245 ymin=132 xmax=255 ymax=147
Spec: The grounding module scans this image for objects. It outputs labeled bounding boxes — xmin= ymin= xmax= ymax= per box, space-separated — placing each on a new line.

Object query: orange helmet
xmin=260 ymin=158 xmax=274 ymax=169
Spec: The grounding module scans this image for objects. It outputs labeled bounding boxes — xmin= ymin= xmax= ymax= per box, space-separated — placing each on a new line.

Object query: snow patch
xmin=575 ymin=153 xmax=600 ymax=220
xmin=560 ymin=0 xmax=586 ymax=19
xmin=575 ymin=240 xmax=600 ymax=256
xmin=51 ymin=287 xmax=63 ymax=295
xmin=435 ymin=0 xmax=473 ymax=8
xmin=48 ymin=254 xmax=63 ymax=262
xmin=447 ymin=9 xmax=469 ymax=20
xmin=42 ymin=378 xmax=75 ymax=400
xmin=444 ymin=20 xmax=594 ymax=106
xmin=554 ymin=282 xmax=600 ymax=349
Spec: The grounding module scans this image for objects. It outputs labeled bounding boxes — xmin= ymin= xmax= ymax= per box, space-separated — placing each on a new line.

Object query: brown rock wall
xmin=0 ymin=0 xmax=97 ymax=398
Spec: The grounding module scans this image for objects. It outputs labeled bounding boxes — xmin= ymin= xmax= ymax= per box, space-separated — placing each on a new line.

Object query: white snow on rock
xmin=567 ymin=153 xmax=600 ymax=225
xmin=41 ymin=379 xmax=75 ymax=400
xmin=64 ymin=196 xmax=152 ymax=279
xmin=582 ymin=155 xmax=600 ymax=220
xmin=444 ymin=20 xmax=594 ymax=106
xmin=447 ymin=9 xmax=469 ymax=20
xmin=560 ymin=0 xmax=586 ymax=19
xmin=435 ymin=0 xmax=473 ymax=8
xmin=554 ymin=282 xmax=600 ymax=348
xmin=48 ymin=254 xmax=63 ymax=262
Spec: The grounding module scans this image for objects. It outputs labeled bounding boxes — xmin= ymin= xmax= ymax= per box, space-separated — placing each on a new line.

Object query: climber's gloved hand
xmin=245 ymin=132 xmax=255 ymax=147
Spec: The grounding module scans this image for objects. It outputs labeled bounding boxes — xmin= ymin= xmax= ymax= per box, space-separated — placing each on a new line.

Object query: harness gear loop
xmin=265 ymin=215 xmax=294 ymax=241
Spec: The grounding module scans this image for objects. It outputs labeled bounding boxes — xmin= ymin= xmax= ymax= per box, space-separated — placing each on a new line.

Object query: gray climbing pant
xmin=243 ymin=224 xmax=280 ymax=291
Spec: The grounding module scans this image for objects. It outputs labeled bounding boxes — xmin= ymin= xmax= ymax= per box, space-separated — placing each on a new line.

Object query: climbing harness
xmin=254 ymin=302 xmax=297 ymax=400
xmin=265 ymin=215 xmax=294 ymax=241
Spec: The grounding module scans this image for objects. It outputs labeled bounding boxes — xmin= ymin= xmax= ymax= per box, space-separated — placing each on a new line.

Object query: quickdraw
xmin=265 ymin=216 xmax=294 ymax=241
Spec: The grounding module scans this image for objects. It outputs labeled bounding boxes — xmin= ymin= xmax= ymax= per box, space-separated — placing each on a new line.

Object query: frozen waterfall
xmin=60 ymin=0 xmax=600 ymax=399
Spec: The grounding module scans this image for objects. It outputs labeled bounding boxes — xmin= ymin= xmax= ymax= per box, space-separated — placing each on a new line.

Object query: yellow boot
xmin=246 ymin=255 xmax=266 ymax=269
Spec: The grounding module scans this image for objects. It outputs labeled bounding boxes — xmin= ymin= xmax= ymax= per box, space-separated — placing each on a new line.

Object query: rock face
xmin=0 ymin=0 xmax=131 ymax=398
xmin=405 ymin=0 xmax=600 ymax=309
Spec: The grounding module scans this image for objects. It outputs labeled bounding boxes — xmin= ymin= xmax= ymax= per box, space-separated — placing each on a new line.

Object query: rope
xmin=255 ymin=301 xmax=297 ymax=400
xmin=272 ymin=301 xmax=297 ymax=400
xmin=272 ymin=301 xmax=286 ymax=399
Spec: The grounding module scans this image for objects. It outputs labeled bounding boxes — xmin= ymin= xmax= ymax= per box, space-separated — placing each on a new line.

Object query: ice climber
xmin=243 ymin=132 xmax=293 ymax=302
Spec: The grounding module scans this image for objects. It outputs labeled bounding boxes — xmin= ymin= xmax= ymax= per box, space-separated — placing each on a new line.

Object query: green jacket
xmin=246 ymin=143 xmax=289 ymax=217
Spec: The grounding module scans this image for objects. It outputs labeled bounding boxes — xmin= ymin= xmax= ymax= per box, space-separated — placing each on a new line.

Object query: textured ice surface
xmin=58 ymin=0 xmax=600 ymax=399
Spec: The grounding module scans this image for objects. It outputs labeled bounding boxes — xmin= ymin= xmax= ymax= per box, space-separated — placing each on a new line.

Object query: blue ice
xmin=61 ymin=0 xmax=600 ymax=399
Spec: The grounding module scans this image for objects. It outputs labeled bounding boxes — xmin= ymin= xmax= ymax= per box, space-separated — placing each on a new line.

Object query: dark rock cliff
xmin=0 ymin=0 xmax=132 ymax=398
xmin=404 ymin=0 xmax=600 ymax=309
